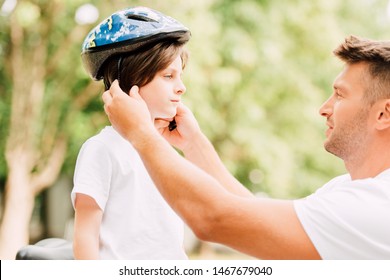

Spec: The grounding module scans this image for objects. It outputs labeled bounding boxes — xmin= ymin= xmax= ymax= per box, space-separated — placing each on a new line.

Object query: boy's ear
xmin=376 ymin=99 xmax=390 ymax=130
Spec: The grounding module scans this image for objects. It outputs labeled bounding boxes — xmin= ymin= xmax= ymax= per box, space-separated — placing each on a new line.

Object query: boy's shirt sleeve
xmin=71 ymin=139 xmax=112 ymax=211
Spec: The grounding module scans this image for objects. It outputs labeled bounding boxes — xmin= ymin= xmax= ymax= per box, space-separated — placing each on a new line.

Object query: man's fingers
xmin=108 ymin=80 xmax=141 ymax=102
xmin=176 ymin=102 xmax=189 ymax=115
xmin=102 ymin=90 xmax=112 ymax=116
xmin=129 ymin=85 xmax=141 ymax=100
xmin=110 ymin=80 xmax=123 ymax=97
xmin=155 ymin=118 xmax=173 ymax=128
xmin=102 ymin=90 xmax=112 ymax=104
xmin=154 ymin=119 xmax=170 ymax=130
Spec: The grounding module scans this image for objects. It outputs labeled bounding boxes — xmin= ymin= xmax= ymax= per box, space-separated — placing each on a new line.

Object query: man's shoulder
xmin=311 ymin=169 xmax=390 ymax=201
xmin=313 ymin=173 xmax=350 ymax=193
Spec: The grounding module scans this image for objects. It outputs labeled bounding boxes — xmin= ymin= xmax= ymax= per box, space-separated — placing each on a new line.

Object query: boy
xmin=71 ymin=6 xmax=190 ymax=259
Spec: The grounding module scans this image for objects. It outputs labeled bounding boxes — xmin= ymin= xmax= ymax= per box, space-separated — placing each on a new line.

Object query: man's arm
xmin=138 ymin=134 xmax=318 ymax=259
xmin=183 ymin=131 xmax=253 ymax=197
xmin=103 ymin=81 xmax=320 ymax=259
xmin=157 ymin=104 xmax=252 ymax=197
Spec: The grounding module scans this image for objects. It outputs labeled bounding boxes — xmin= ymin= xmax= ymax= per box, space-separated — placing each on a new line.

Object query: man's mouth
xmin=325 ymin=122 xmax=334 ymax=137
xmin=326 ymin=127 xmax=333 ymax=137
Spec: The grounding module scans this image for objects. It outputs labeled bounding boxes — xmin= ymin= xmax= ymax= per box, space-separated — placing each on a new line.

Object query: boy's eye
xmin=164 ymin=74 xmax=173 ymax=79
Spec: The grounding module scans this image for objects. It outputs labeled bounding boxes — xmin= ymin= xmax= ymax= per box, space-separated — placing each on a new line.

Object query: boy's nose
xmin=176 ymin=80 xmax=186 ymax=95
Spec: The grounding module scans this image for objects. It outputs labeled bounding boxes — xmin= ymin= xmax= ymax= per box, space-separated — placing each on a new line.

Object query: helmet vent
xmin=125 ymin=13 xmax=158 ymax=23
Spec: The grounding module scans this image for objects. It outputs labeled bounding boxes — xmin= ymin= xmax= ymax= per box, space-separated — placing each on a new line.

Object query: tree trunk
xmin=0 ymin=161 xmax=35 ymax=259
xmin=0 ymin=139 xmax=67 ymax=259
xmin=0 ymin=0 xmax=102 ymax=259
xmin=0 ymin=1 xmax=66 ymax=259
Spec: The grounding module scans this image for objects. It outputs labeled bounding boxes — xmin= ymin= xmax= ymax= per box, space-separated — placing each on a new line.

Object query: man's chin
xmin=324 ymin=139 xmax=333 ymax=152
xmin=324 ymin=141 xmax=342 ymax=158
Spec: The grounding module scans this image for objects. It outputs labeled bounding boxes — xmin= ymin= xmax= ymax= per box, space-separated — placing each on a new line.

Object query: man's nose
xmin=319 ymin=96 xmax=333 ymax=118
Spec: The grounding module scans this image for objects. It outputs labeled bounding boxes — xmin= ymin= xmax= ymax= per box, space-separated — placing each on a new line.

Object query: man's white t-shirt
xmin=294 ymin=169 xmax=390 ymax=259
xmin=71 ymin=126 xmax=187 ymax=259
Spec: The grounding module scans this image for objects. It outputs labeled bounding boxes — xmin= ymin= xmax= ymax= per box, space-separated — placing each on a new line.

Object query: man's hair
xmin=103 ymin=40 xmax=188 ymax=93
xmin=333 ymin=35 xmax=390 ymax=105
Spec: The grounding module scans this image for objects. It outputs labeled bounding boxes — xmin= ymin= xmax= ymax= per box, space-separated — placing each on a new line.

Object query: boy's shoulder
xmin=84 ymin=126 xmax=131 ymax=150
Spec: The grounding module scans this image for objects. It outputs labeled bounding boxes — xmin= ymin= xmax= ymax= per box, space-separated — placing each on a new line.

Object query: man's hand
xmin=102 ymin=80 xmax=156 ymax=147
xmin=155 ymin=103 xmax=201 ymax=152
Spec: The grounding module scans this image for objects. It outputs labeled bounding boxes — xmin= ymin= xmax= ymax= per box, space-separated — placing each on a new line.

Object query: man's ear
xmin=376 ymin=99 xmax=390 ymax=130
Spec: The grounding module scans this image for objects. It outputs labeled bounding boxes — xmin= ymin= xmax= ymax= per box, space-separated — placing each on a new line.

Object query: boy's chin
xmin=157 ymin=111 xmax=176 ymax=120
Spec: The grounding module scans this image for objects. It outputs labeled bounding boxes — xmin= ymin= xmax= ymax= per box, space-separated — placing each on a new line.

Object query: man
xmin=102 ymin=36 xmax=390 ymax=259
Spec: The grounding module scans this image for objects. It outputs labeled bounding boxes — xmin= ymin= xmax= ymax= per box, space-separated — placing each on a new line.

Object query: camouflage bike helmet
xmin=81 ymin=6 xmax=191 ymax=81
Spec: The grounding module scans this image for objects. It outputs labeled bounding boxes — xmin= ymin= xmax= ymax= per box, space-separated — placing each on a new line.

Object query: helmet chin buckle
xmin=168 ymin=119 xmax=177 ymax=131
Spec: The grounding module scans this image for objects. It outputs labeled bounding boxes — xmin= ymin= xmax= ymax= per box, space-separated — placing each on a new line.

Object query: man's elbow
xmin=191 ymin=222 xmax=214 ymax=242
xmin=187 ymin=208 xmax=225 ymax=243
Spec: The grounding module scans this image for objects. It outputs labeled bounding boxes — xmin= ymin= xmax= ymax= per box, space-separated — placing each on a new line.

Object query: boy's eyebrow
xmin=164 ymin=67 xmax=183 ymax=74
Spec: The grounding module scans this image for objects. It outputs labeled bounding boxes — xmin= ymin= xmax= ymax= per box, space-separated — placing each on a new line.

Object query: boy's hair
xmin=334 ymin=35 xmax=390 ymax=105
xmin=103 ymin=40 xmax=188 ymax=93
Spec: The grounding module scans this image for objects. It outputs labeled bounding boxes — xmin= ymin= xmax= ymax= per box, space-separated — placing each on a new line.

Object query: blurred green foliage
xmin=1 ymin=0 xmax=390 ymax=200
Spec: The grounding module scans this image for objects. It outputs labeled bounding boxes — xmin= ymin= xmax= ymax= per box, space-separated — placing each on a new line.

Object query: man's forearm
xmin=133 ymin=130 xmax=234 ymax=235
xmin=182 ymin=132 xmax=253 ymax=197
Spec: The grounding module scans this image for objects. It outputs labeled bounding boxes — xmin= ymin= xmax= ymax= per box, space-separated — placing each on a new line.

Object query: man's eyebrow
xmin=333 ymin=83 xmax=352 ymax=97
xmin=333 ymin=83 xmax=346 ymax=91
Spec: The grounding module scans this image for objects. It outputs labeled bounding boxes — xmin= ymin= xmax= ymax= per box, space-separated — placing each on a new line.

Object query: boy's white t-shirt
xmin=71 ymin=126 xmax=187 ymax=260
xmin=294 ymin=169 xmax=390 ymax=259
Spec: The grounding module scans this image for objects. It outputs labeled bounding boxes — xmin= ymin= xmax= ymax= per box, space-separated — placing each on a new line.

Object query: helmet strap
xmin=117 ymin=56 xmax=123 ymax=87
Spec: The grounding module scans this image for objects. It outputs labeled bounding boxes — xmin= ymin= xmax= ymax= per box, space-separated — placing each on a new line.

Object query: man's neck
xmin=345 ymin=143 xmax=390 ymax=180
